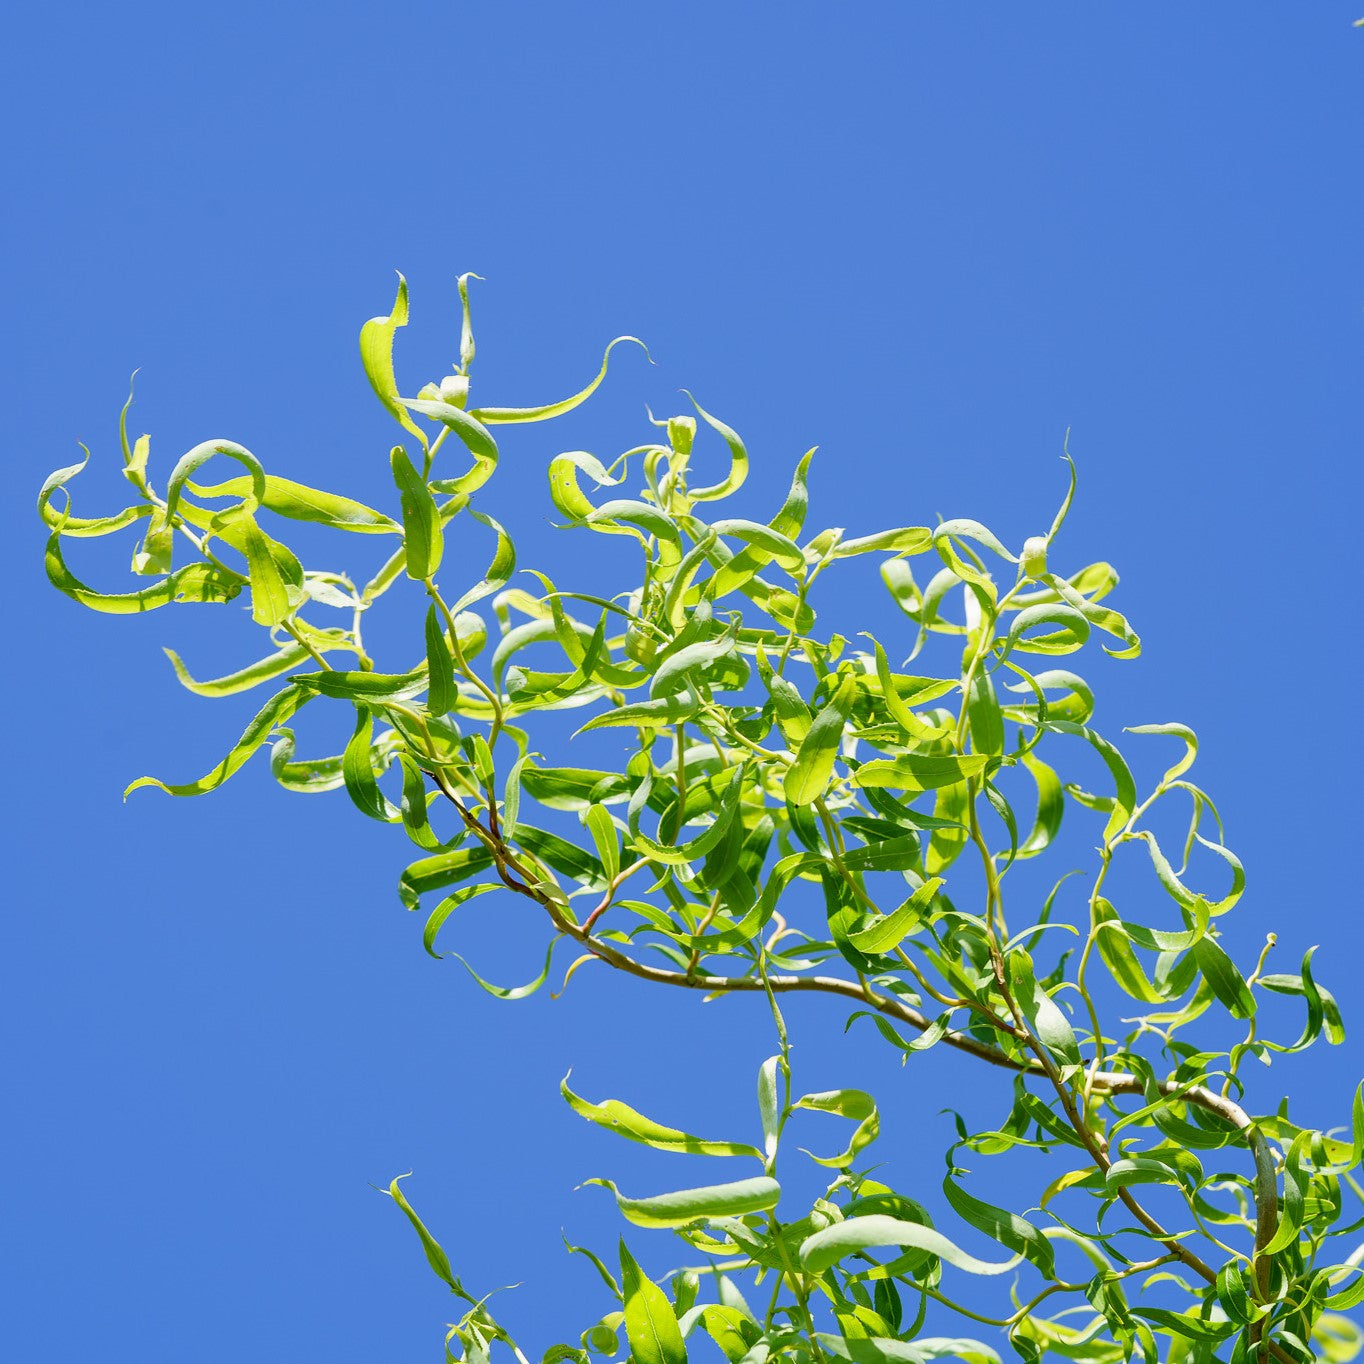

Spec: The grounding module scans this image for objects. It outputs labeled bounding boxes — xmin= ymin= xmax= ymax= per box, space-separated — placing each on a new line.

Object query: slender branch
xmin=431 ymin=788 xmax=1289 ymax=1360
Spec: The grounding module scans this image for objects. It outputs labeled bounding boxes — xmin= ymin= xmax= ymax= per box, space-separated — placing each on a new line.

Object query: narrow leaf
xmin=562 ymin=1075 xmax=761 ymax=1159
xmin=126 ymin=685 xmax=308 ymax=797
xmin=800 ymin=1215 xmax=1020 ymax=1276
xmin=360 ymin=274 xmax=427 ymax=447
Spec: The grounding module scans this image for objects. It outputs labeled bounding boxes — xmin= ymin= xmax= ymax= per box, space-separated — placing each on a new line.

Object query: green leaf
xmin=709 ymin=449 xmax=815 ymax=599
xmin=1191 ymin=936 xmax=1256 ymax=1019
xmin=163 ymin=641 xmax=312 ymax=697
xmin=784 ymin=675 xmax=857 ymax=806
xmin=1003 ymin=603 xmax=1091 ymax=657
xmin=966 ymin=670 xmax=1004 ymax=757
xmin=852 ymin=754 xmax=989 ymax=792
xmin=399 ymin=847 xmax=497 ymax=911
xmin=585 ymin=500 xmax=683 ymax=571
xmin=269 ymin=730 xmax=348 ymax=793
xmin=1133 ymin=1309 xmax=1234 ymax=1346
xmin=391 ymin=445 xmax=442 ymax=580
xmin=1260 ymin=946 xmax=1346 ymax=1049
xmin=130 ymin=508 xmax=173 ymax=575
xmin=472 ymin=337 xmax=647 ymax=425
xmin=758 ymin=1056 xmax=782 ymax=1167
xmin=1125 ymin=722 xmax=1199 ymax=784
xmin=591 ymin=1176 xmax=781 ymax=1229
xmin=1006 ymin=949 xmax=1081 ymax=1065
xmin=187 ymin=474 xmax=399 ymax=533
xmin=848 ymin=878 xmax=944 ymax=954
xmin=841 ymin=835 xmax=921 ymax=873
xmin=575 ymin=696 xmax=701 ymax=735
xmin=1046 ymin=572 xmax=1140 ymax=659
xmin=221 ymin=507 xmax=297 ymax=626
xmin=512 ymin=821 xmax=609 ymax=891
xmin=708 ymin=518 xmax=805 ymax=572
xmin=684 ymin=393 xmax=749 ymax=503
xmin=561 ymin=1074 xmax=761 ymax=1159
xmin=38 ymin=454 xmax=152 ymax=535
xmin=46 ymin=530 xmax=242 ymax=613
xmin=163 ymin=439 xmax=267 ymax=521
xmin=943 ymin=1164 xmax=1055 ymax=1277
xmin=397 ymin=755 xmax=445 ymax=850
xmin=867 ymin=640 xmax=950 ymax=742
xmin=799 ymin=1214 xmax=1020 ymax=1276
xmin=1045 ymin=720 xmax=1136 ymax=841
xmin=1017 ymin=751 xmax=1063 ymax=857
xmin=650 ymin=636 xmax=738 ymax=700
xmin=293 ymin=668 xmax=428 ymax=702
xmin=697 ymin=1306 xmax=760 ymax=1364
xmin=360 ymin=274 xmax=427 ymax=448
xmin=404 ymin=399 xmax=501 ymax=497
xmin=631 ymin=768 xmax=745 ymax=867
xmin=383 ymin=1174 xmax=466 ymax=1297
xmin=831 ymin=527 xmax=934 ymax=559
xmin=126 ymin=684 xmax=309 ymax=797
xmin=448 ymin=511 xmax=516 ymax=614
xmin=1002 ymin=668 xmax=1094 ymax=725
xmin=932 ymin=519 xmax=1017 ymax=587
xmin=583 ymin=805 xmax=621 ymax=882
xmin=1134 ymin=827 xmax=1244 ymax=916
xmin=453 ymin=937 xmax=559 ymax=1000
xmin=619 ymin=1241 xmax=687 ymax=1364
xmin=517 ymin=764 xmax=630 ymax=811
xmin=794 ymin=1089 xmax=880 ymax=1169
xmin=425 ymin=605 xmax=456 ymax=715
xmin=343 ymin=707 xmax=400 ymax=823
xmin=548 ymin=450 xmax=628 ymax=522
xmin=819 ymin=1338 xmax=1000 ymax=1364
xmin=1092 ymin=897 xmax=1178 ymax=1004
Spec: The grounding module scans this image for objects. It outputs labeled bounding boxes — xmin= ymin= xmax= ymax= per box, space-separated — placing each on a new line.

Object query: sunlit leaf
xmin=800 ymin=1214 xmax=1020 ymax=1276
xmin=472 ymin=337 xmax=647 ymax=425
xmin=188 ymin=474 xmax=399 ymax=533
xmin=619 ymin=1240 xmax=687 ymax=1364
xmin=852 ymin=754 xmax=988 ymax=792
xmin=590 ymin=1176 xmax=781 ymax=1229
xmin=360 ymin=274 xmax=427 ymax=447
xmin=785 ymin=675 xmax=857 ymax=806
xmin=46 ymin=530 xmax=243 ymax=613
xmin=391 ymin=445 xmax=442 ymax=580
xmin=848 ymin=878 xmax=944 ymax=954
xmin=561 ymin=1074 xmax=761 ymax=1159
xmin=794 ymin=1088 xmax=880 ymax=1169
xmin=126 ymin=684 xmax=309 ymax=797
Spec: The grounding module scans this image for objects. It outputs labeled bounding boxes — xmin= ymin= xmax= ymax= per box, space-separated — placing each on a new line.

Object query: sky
xmin=4 ymin=3 xmax=1363 ymax=1360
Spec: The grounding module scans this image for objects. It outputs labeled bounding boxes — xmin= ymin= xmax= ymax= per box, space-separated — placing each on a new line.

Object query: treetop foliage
xmin=40 ymin=276 xmax=1364 ymax=1364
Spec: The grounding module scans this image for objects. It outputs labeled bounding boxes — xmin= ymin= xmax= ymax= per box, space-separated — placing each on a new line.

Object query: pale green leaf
xmin=852 ymin=754 xmax=988 ymax=792
xmin=620 ymin=1241 xmax=687 ymax=1364
xmin=794 ymin=1089 xmax=880 ymax=1169
xmin=125 ymin=684 xmax=309 ymax=797
xmin=391 ymin=445 xmax=442 ymax=580
xmin=591 ymin=1176 xmax=781 ymax=1229
xmin=360 ymin=274 xmax=427 ymax=447
xmin=785 ymin=675 xmax=857 ymax=806
xmin=800 ymin=1214 xmax=1020 ymax=1276
xmin=561 ymin=1074 xmax=761 ymax=1159
xmin=848 ymin=878 xmax=944 ymax=954
xmin=472 ymin=337 xmax=647 ymax=425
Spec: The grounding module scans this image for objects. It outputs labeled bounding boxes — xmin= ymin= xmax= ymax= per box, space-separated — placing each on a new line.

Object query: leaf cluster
xmin=40 ymin=278 xmax=1364 ymax=1364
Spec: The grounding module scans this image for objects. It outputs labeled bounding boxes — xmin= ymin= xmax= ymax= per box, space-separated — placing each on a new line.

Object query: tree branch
xmin=447 ymin=797 xmax=1287 ymax=1358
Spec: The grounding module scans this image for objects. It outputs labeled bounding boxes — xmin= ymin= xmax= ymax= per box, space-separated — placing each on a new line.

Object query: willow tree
xmin=40 ymin=278 xmax=1364 ymax=1364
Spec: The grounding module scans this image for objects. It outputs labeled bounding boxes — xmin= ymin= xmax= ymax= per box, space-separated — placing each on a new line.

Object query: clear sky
xmin=5 ymin=4 xmax=1362 ymax=1360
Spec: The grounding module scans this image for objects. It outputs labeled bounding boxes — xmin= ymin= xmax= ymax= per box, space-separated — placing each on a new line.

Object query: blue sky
xmin=5 ymin=4 xmax=1363 ymax=1360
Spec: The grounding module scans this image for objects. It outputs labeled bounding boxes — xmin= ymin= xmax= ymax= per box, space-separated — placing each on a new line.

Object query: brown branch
xmin=437 ymin=793 xmax=1287 ymax=1357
